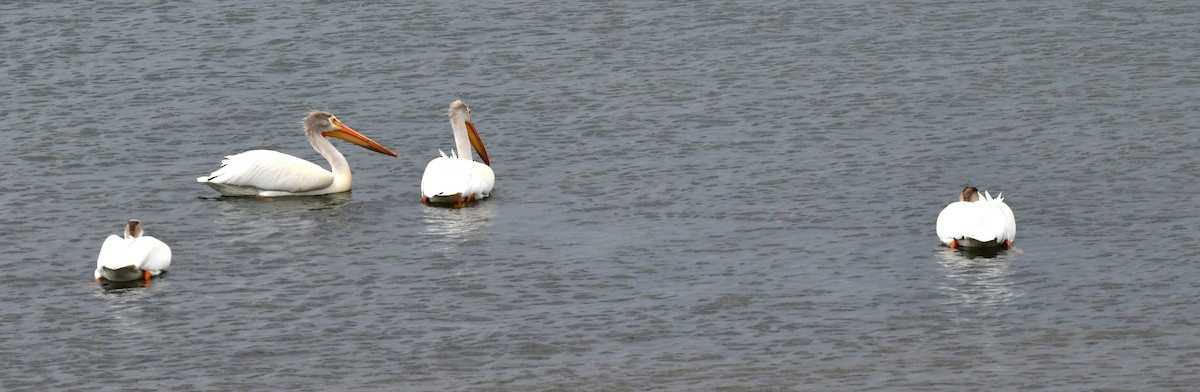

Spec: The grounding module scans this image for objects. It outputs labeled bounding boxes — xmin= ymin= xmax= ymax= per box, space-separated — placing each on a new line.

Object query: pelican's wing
xmin=967 ymin=203 xmax=1006 ymax=243
xmin=97 ymin=234 xmax=128 ymax=273
xmin=936 ymin=201 xmax=976 ymax=245
xmin=421 ymin=156 xmax=495 ymax=199
xmin=134 ymin=236 xmax=173 ymax=275
xmin=197 ymin=150 xmax=333 ymax=193
xmin=97 ymin=236 xmax=149 ymax=270
xmin=979 ymin=191 xmax=1017 ymax=244
xmin=465 ymin=160 xmax=495 ymax=198
xmin=421 ymin=156 xmax=466 ymax=198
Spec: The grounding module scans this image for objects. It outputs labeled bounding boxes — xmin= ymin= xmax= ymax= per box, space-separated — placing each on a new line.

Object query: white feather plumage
xmin=199 ymin=150 xmax=335 ymax=196
xmin=197 ymin=112 xmax=396 ymax=197
xmin=936 ymin=189 xmax=1017 ymax=248
xmin=421 ymin=101 xmax=495 ymax=204
xmin=95 ymin=224 xmax=172 ymax=281
xmin=421 ymin=156 xmax=495 ymax=200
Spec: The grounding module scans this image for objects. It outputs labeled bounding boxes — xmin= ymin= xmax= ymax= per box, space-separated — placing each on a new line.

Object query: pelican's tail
xmin=198 ymin=155 xmax=236 ymax=183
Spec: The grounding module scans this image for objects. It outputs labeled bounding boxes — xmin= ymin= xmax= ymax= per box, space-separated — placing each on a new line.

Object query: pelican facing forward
xmin=936 ymin=186 xmax=1016 ymax=249
xmin=96 ymin=219 xmax=172 ymax=283
xmin=198 ymin=111 xmax=398 ymax=197
xmin=421 ymin=100 xmax=493 ymax=207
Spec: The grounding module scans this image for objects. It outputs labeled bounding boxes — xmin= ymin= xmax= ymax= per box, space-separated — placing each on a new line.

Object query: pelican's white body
xmin=199 ymin=149 xmax=345 ymax=197
xmin=95 ymin=234 xmax=172 ymax=281
xmin=421 ymin=150 xmax=495 ymax=202
xmin=421 ymin=101 xmax=495 ymax=203
xmin=936 ymin=190 xmax=1016 ymax=247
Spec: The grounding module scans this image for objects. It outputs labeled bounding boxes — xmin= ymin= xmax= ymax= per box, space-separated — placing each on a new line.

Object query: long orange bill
xmin=466 ymin=120 xmax=490 ymax=166
xmin=323 ymin=119 xmax=399 ymax=157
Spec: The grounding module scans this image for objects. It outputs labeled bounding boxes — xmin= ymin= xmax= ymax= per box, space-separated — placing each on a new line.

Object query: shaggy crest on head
xmin=303 ymin=111 xmax=336 ymax=133
xmin=449 ymin=100 xmax=470 ymax=118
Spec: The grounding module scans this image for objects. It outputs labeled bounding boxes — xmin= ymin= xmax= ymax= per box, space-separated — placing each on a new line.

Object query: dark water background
xmin=1 ymin=1 xmax=1198 ymax=390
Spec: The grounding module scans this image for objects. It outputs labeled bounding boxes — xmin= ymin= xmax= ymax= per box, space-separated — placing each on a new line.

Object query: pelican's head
xmin=448 ymin=100 xmax=491 ymax=166
xmin=304 ymin=111 xmax=399 ymax=158
xmin=124 ymin=219 xmax=143 ymax=239
xmin=448 ymin=100 xmax=471 ymax=123
xmin=960 ymin=186 xmax=980 ymax=202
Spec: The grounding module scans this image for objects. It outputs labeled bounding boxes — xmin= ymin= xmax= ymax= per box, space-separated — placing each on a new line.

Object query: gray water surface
xmin=2 ymin=1 xmax=1198 ymax=390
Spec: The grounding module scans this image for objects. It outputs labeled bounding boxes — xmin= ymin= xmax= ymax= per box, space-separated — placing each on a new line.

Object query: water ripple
xmin=1 ymin=0 xmax=1198 ymax=390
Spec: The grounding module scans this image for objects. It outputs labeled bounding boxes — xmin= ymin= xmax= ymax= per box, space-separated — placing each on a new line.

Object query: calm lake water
xmin=2 ymin=1 xmax=1198 ymax=390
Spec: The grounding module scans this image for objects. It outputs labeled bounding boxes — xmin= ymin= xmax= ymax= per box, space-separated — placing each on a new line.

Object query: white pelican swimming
xmin=420 ymin=100 xmax=493 ymax=207
xmin=936 ymin=186 xmax=1017 ymax=249
xmin=95 ymin=219 xmax=172 ymax=282
xmin=198 ymin=111 xmax=398 ymax=197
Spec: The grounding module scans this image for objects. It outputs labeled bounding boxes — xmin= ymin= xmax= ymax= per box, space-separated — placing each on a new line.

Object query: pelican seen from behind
xmin=936 ymin=186 xmax=1017 ymax=250
xmin=95 ymin=219 xmax=172 ymax=283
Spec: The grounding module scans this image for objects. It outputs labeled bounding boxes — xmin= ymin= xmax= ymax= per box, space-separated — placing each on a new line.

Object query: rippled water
xmin=2 ymin=1 xmax=1198 ymax=390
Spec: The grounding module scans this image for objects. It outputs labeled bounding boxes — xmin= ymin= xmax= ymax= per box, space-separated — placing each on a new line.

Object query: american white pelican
xmin=420 ymin=100 xmax=493 ymax=207
xmin=198 ymin=111 xmax=398 ymax=197
xmin=936 ymin=186 xmax=1017 ymax=249
xmin=95 ymin=219 xmax=172 ymax=283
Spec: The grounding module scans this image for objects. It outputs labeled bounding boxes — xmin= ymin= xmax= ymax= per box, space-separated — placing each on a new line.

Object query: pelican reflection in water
xmin=210 ymin=192 xmax=353 ymax=243
xmin=935 ymin=248 xmax=1022 ymax=308
xmin=421 ymin=201 xmax=497 ymax=241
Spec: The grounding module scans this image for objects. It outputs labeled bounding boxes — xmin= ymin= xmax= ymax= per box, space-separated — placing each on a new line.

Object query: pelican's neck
xmin=308 ymin=128 xmax=352 ymax=186
xmin=451 ymin=117 xmax=473 ymax=161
